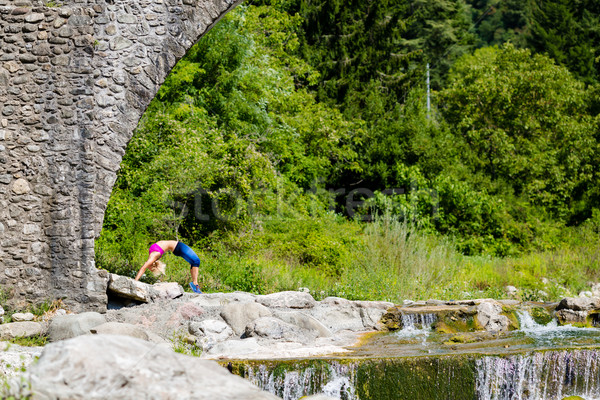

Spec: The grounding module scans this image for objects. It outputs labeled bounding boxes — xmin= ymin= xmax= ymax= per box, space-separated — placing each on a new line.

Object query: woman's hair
xmin=147 ymin=260 xmax=166 ymax=276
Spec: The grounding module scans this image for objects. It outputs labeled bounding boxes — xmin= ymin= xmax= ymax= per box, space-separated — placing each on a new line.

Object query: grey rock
xmin=1 ymin=335 xmax=280 ymax=400
xmin=256 ymin=291 xmax=316 ymax=309
xmin=0 ymin=342 xmax=42 ymax=379
xmin=110 ymin=36 xmax=133 ymax=51
xmin=505 ymin=285 xmax=518 ymax=296
xmin=189 ymin=319 xmax=233 ymax=343
xmin=90 ymin=321 xmax=167 ymax=344
xmin=48 ymin=312 xmax=106 ymax=342
xmin=206 ymin=337 xmax=264 ymax=357
xmin=244 ymin=316 xmax=309 ymax=342
xmin=107 ymin=273 xmax=152 ymax=302
xmin=556 ymin=309 xmax=588 ymax=325
xmin=476 ymin=300 xmax=511 ymax=332
xmin=24 ymin=13 xmax=44 ymax=23
xmin=557 ymin=297 xmax=600 ymax=311
xmin=310 ymin=298 xmax=367 ymax=333
xmin=152 ymin=282 xmax=184 ymax=300
xmin=274 ymin=311 xmax=333 ymax=338
xmin=11 ymin=178 xmax=30 ymax=194
xmin=11 ymin=312 xmax=34 ymax=322
xmin=190 ymin=291 xmax=257 ymax=308
xmin=0 ymin=322 xmax=43 ymax=339
xmin=220 ymin=302 xmax=272 ymax=336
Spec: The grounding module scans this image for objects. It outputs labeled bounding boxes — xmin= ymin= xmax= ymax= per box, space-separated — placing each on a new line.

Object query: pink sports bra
xmin=149 ymin=243 xmax=165 ymax=256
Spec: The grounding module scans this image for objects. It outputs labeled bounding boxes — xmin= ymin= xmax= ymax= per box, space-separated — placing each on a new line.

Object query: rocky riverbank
xmin=2 ymin=274 xmax=600 ymax=399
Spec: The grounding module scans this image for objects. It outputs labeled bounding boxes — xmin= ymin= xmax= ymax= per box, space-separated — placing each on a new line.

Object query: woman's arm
xmin=135 ymin=252 xmax=161 ymax=281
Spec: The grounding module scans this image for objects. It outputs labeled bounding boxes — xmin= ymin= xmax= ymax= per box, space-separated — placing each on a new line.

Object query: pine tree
xmin=527 ymin=0 xmax=600 ymax=84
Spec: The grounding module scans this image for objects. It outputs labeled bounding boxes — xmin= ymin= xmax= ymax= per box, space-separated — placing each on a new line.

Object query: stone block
xmin=0 ymin=321 xmax=43 ymax=339
xmin=107 ymin=273 xmax=152 ymax=302
xmin=47 ymin=312 xmax=106 ymax=342
xmin=256 ymin=291 xmax=317 ymax=309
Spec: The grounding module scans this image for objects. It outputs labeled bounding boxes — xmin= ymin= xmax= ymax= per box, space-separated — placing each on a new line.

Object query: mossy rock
xmin=530 ymin=306 xmax=554 ymax=325
xmin=434 ymin=321 xmax=457 ymax=334
xmin=445 ymin=334 xmax=480 ymax=344
xmin=435 ymin=312 xmax=480 ymax=333
xmin=587 ymin=311 xmax=600 ymax=327
xmin=503 ymin=310 xmax=520 ymax=331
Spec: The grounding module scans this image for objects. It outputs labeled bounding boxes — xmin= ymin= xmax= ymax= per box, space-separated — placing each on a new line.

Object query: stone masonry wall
xmin=0 ymin=0 xmax=241 ymax=312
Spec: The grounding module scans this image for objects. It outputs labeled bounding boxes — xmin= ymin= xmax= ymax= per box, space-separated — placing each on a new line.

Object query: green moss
xmin=434 ymin=321 xmax=457 ymax=334
xmin=355 ymin=356 xmax=476 ymax=400
xmin=435 ymin=312 xmax=480 ymax=333
xmin=503 ymin=310 xmax=520 ymax=330
xmin=445 ymin=334 xmax=480 ymax=344
xmin=530 ymin=306 xmax=554 ymax=325
xmin=587 ymin=312 xmax=600 ymax=327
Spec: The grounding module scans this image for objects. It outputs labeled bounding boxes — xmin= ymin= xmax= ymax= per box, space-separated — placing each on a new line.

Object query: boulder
xmin=189 ymin=319 xmax=233 ymax=343
xmin=505 ymin=285 xmax=518 ymax=296
xmin=556 ymin=309 xmax=588 ymax=325
xmin=352 ymin=300 xmax=394 ymax=330
xmin=11 ymin=312 xmax=34 ymax=322
xmin=152 ymin=282 xmax=184 ymax=300
xmin=274 ymin=311 xmax=332 ymax=338
xmin=107 ymin=273 xmax=152 ymax=302
xmin=220 ymin=302 xmax=272 ymax=336
xmin=48 ymin=312 xmax=106 ymax=342
xmin=190 ymin=292 xmax=257 ymax=308
xmin=244 ymin=317 xmax=311 ymax=342
xmin=256 ymin=291 xmax=316 ymax=309
xmin=309 ymin=298 xmax=368 ymax=333
xmin=0 ymin=342 xmax=42 ymax=379
xmin=90 ymin=322 xmax=167 ymax=344
xmin=0 ymin=322 xmax=43 ymax=339
xmin=476 ymin=300 xmax=511 ymax=332
xmin=1 ymin=335 xmax=280 ymax=400
xmin=591 ymin=283 xmax=600 ymax=297
xmin=205 ymin=337 xmax=264 ymax=358
xmin=556 ymin=297 xmax=600 ymax=312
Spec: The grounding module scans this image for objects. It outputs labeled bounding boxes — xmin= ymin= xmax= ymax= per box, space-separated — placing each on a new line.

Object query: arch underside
xmin=0 ymin=0 xmax=242 ymax=311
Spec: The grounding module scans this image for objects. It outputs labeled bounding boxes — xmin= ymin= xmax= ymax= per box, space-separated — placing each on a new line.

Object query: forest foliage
xmin=96 ymin=0 xmax=600 ymax=302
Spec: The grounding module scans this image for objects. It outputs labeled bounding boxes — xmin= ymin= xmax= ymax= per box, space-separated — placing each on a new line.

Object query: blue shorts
xmin=173 ymin=242 xmax=200 ymax=268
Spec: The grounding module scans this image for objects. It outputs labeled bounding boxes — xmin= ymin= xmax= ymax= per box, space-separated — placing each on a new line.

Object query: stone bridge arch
xmin=0 ymin=0 xmax=242 ymax=312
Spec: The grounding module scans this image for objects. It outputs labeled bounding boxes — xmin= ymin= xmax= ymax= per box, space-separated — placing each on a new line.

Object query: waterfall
xmin=400 ymin=312 xmax=437 ymax=330
xmin=476 ymin=349 xmax=600 ymax=400
xmin=516 ymin=310 xmax=558 ymax=331
xmin=243 ymin=361 xmax=357 ymax=400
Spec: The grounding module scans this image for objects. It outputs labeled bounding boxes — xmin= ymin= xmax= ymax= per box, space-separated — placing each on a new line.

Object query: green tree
xmin=526 ymin=0 xmax=600 ymax=85
xmin=439 ymin=44 xmax=596 ymax=219
xmin=466 ymin=0 xmax=529 ymax=48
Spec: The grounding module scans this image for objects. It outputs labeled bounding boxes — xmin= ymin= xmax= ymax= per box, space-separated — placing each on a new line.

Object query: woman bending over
xmin=135 ymin=240 xmax=202 ymax=294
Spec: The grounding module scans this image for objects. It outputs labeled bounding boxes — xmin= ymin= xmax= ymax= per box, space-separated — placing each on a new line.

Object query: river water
xmin=231 ymin=309 xmax=600 ymax=400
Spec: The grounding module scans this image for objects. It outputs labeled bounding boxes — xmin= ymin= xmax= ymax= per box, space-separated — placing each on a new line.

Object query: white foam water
xmin=476 ymin=350 xmax=600 ymax=400
xmin=393 ymin=313 xmax=437 ymax=344
xmin=517 ymin=310 xmax=599 ymax=344
xmin=245 ymin=361 xmax=357 ymax=400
